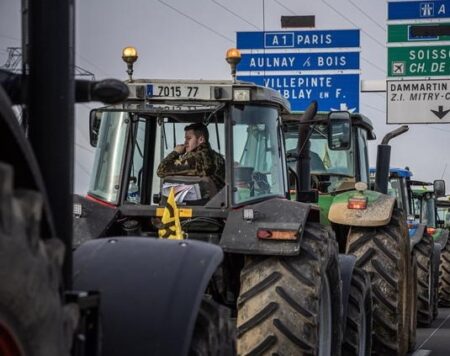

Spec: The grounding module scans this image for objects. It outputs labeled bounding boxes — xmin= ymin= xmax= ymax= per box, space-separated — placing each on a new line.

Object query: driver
xmin=157 ymin=123 xmax=225 ymax=192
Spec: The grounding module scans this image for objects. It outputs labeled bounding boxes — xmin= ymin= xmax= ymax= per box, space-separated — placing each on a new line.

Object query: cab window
xmin=232 ymin=105 xmax=285 ymax=204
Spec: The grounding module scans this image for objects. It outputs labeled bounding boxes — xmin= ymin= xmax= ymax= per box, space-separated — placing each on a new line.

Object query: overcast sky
xmin=1 ymin=0 xmax=450 ymax=193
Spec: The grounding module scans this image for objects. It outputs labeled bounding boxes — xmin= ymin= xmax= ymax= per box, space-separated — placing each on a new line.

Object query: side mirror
xmin=328 ymin=111 xmax=351 ymax=150
xmin=89 ymin=110 xmax=102 ymax=147
xmin=434 ymin=179 xmax=446 ymax=197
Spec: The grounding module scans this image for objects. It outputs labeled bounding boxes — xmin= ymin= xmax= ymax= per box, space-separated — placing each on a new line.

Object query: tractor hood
xmin=329 ymin=190 xmax=396 ymax=227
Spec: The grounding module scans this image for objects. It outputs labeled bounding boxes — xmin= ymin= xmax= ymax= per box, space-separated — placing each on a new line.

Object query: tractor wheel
xmin=189 ymin=296 xmax=235 ymax=356
xmin=432 ymin=243 xmax=441 ymax=319
xmin=342 ymin=267 xmax=372 ymax=356
xmin=413 ymin=232 xmax=434 ymax=326
xmin=237 ymin=223 xmax=342 ymax=355
xmin=0 ymin=163 xmax=74 ymax=356
xmin=408 ymin=255 xmax=418 ymax=352
xmin=346 ymin=209 xmax=411 ymax=356
xmin=439 ymin=240 xmax=450 ymax=306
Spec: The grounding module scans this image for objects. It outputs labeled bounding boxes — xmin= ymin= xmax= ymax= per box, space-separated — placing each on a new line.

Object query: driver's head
xmin=184 ymin=123 xmax=209 ymax=153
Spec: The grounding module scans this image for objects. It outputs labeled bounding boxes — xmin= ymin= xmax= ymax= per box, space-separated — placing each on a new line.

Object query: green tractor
xmin=437 ymin=197 xmax=450 ymax=231
xmin=284 ymin=113 xmax=415 ymax=355
xmin=410 ymin=183 xmax=449 ymax=308
xmin=73 ymin=49 xmax=373 ymax=355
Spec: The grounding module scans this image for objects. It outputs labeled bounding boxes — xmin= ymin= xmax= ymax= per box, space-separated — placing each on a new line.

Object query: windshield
xmin=387 ymin=177 xmax=404 ymax=210
xmin=285 ymin=124 xmax=355 ymax=193
xmin=437 ymin=206 xmax=450 ymax=228
xmin=88 ymin=111 xmax=129 ymax=203
xmin=151 ymin=118 xmax=225 ymax=204
xmin=232 ymin=105 xmax=285 ymax=204
xmin=413 ymin=192 xmax=436 ymax=227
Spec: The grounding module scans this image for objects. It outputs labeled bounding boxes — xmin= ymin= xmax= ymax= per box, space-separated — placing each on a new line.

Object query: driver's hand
xmin=174 ymin=144 xmax=186 ymax=154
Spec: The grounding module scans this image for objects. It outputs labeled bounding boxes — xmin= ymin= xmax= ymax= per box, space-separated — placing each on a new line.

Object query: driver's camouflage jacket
xmin=157 ymin=142 xmax=225 ymax=190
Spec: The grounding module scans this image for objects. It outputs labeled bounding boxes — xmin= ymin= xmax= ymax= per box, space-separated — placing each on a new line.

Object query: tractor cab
xmin=74 ymin=48 xmax=292 ymax=241
xmin=410 ymin=181 xmax=440 ymax=228
xmin=283 ymin=111 xmax=375 ymax=193
xmin=88 ymin=82 xmax=289 ymax=208
xmin=282 ymin=111 xmax=375 ymax=224
xmin=369 ymin=167 xmax=412 ymax=215
xmin=437 ymin=198 xmax=450 ymax=229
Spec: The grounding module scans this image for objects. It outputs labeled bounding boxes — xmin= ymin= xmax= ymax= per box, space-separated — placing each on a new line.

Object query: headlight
xmin=233 ymin=88 xmax=250 ymax=101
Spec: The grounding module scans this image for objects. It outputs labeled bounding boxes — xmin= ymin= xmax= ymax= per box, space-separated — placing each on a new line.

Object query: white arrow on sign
xmin=330 ymin=103 xmax=357 ymax=113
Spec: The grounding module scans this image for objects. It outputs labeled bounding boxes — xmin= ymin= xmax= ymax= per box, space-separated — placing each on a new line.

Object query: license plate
xmin=146 ymin=83 xmax=211 ymax=100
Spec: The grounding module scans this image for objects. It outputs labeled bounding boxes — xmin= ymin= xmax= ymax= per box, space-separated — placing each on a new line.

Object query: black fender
xmin=435 ymin=229 xmax=449 ymax=250
xmin=73 ymin=194 xmax=119 ymax=247
xmin=73 ymin=237 xmax=223 ymax=356
xmin=338 ymin=254 xmax=356 ymax=330
xmin=220 ymin=198 xmax=310 ymax=255
xmin=409 ymin=224 xmax=426 ymax=250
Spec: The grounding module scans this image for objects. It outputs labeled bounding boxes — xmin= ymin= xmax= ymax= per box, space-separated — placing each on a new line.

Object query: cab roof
xmin=124 ymin=79 xmax=291 ymax=113
xmin=390 ymin=168 xmax=413 ymax=178
xmin=369 ymin=168 xmax=413 ymax=178
xmin=283 ymin=111 xmax=376 ymax=140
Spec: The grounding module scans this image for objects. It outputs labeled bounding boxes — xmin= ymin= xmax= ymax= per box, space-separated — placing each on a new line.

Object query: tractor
xmin=410 ymin=181 xmax=449 ymax=308
xmin=73 ymin=48 xmax=373 ymax=355
xmin=369 ymin=168 xmax=442 ymax=326
xmin=437 ymin=197 xmax=450 ymax=306
xmin=437 ymin=197 xmax=450 ymax=231
xmin=0 ymin=2 xmax=227 ymax=356
xmin=283 ymin=113 xmax=416 ymax=355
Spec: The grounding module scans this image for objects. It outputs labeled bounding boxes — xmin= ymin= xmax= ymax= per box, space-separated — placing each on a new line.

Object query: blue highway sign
xmin=388 ymin=1 xmax=450 ymax=21
xmin=237 ymin=29 xmax=360 ymax=49
xmin=237 ymin=52 xmax=360 ymax=71
xmin=237 ymin=74 xmax=359 ymax=112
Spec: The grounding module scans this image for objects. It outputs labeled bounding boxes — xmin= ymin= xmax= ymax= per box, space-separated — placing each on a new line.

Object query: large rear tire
xmin=0 ymin=163 xmax=74 ymax=356
xmin=439 ymin=240 xmax=450 ymax=306
xmin=432 ymin=243 xmax=441 ymax=319
xmin=341 ymin=267 xmax=372 ymax=356
xmin=189 ymin=296 xmax=235 ymax=356
xmin=346 ymin=209 xmax=411 ymax=355
xmin=237 ymin=223 xmax=342 ymax=355
xmin=413 ymin=232 xmax=434 ymax=326
xmin=408 ymin=255 xmax=418 ymax=352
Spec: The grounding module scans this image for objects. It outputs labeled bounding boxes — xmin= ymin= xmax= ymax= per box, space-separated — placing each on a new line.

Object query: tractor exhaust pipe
xmin=297 ymin=101 xmax=318 ymax=202
xmin=375 ymin=125 xmax=409 ymax=194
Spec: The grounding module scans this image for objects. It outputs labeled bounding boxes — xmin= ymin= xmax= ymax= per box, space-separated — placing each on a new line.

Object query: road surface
xmin=411 ymin=308 xmax=450 ymax=355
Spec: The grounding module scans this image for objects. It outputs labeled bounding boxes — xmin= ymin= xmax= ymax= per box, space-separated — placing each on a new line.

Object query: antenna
xmin=1 ymin=47 xmax=95 ymax=80
xmin=441 ymin=163 xmax=448 ymax=179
